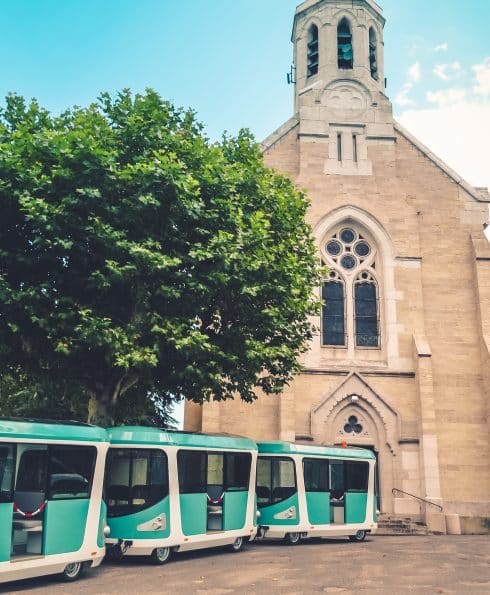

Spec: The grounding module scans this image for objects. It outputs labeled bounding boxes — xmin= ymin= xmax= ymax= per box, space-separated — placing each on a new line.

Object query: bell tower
xmin=291 ymin=0 xmax=394 ymax=175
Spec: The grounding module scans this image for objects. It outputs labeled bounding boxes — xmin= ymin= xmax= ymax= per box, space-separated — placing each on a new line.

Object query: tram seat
xmin=108 ymin=484 xmax=130 ymax=505
xmin=272 ymin=487 xmax=296 ymax=502
xmin=207 ymin=485 xmax=223 ymax=505
xmin=256 ymin=486 xmax=270 ymax=504
xmin=50 ymin=478 xmax=89 ymax=499
xmin=330 ymin=490 xmax=345 ymax=505
xmin=132 ymin=485 xmax=150 ymax=506
xmin=131 ymin=484 xmax=165 ymax=507
xmin=12 ymin=491 xmax=45 ymax=531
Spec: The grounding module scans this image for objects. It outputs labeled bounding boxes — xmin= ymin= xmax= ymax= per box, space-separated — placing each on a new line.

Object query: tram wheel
xmin=229 ymin=536 xmax=244 ymax=552
xmin=151 ymin=546 xmax=171 ymax=565
xmin=284 ymin=532 xmax=301 ymax=545
xmin=61 ymin=561 xmax=84 ymax=582
xmin=107 ymin=544 xmax=124 ymax=562
xmin=348 ymin=530 xmax=367 ymax=542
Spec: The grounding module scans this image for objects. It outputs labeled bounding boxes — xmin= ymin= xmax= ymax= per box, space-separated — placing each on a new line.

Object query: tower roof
xmin=293 ymin=0 xmax=385 ymax=40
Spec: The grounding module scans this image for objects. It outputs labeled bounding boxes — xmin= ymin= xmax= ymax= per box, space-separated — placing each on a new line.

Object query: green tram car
xmin=256 ymin=441 xmax=377 ymax=543
xmin=104 ymin=427 xmax=258 ymax=563
xmin=0 ymin=418 xmax=109 ymax=584
xmin=0 ymin=419 xmax=378 ymax=585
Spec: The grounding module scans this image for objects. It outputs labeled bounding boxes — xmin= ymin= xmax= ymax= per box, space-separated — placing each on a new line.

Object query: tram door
xmin=12 ymin=446 xmax=48 ymax=559
xmin=0 ymin=444 xmax=16 ymax=561
xmin=357 ymin=446 xmax=380 ymax=511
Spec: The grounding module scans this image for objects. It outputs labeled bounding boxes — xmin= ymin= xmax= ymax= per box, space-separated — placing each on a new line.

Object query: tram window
xmin=303 ymin=458 xmax=329 ymax=492
xmin=48 ymin=446 xmax=96 ymax=500
xmin=345 ymin=461 xmax=369 ymax=492
xmin=256 ymin=457 xmax=296 ymax=507
xmin=330 ymin=461 xmax=345 ymax=497
xmin=207 ymin=453 xmax=224 ymax=485
xmin=0 ymin=444 xmax=16 ymax=502
xmin=177 ymin=450 xmax=207 ymax=494
xmin=16 ymin=449 xmax=48 ymax=492
xmin=225 ymin=453 xmax=251 ymax=491
xmin=256 ymin=458 xmax=272 ymax=505
xmin=106 ymin=449 xmax=168 ymax=517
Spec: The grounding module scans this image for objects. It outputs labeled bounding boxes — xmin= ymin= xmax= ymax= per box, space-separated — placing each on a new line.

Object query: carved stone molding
xmin=311 ymin=372 xmax=401 ymax=454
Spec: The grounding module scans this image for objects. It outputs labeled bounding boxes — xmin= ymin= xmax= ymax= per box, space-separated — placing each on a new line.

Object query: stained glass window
xmin=322 ymin=281 xmax=345 ymax=346
xmin=355 ymin=282 xmax=379 ymax=347
xmin=340 ymin=228 xmax=356 ymax=244
xmin=341 ymin=254 xmax=357 ymax=270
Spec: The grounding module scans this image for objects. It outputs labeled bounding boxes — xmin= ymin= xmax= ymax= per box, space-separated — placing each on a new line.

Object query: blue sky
xmin=1 ymin=0 xmax=489 ymax=189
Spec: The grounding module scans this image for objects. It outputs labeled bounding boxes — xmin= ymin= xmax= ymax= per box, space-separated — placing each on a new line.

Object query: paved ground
xmin=2 ymin=536 xmax=490 ymax=594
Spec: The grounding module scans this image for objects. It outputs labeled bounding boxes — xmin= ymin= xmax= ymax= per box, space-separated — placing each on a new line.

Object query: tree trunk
xmin=87 ymin=383 xmax=118 ymax=426
xmin=87 ymin=375 xmax=139 ymax=426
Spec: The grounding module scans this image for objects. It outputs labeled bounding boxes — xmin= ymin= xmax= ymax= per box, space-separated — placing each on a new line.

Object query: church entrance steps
xmin=377 ymin=514 xmax=429 ymax=536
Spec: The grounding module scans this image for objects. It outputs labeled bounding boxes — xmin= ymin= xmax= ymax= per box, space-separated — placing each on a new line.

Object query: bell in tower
xmin=291 ymin=0 xmax=394 ymax=176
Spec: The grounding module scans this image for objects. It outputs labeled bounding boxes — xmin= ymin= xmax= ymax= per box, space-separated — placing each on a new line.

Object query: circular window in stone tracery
xmin=344 ymin=415 xmax=363 ymax=434
xmin=326 ymin=240 xmax=342 ymax=256
xmin=354 ymin=241 xmax=370 ymax=258
xmin=340 ymin=228 xmax=356 ymax=244
xmin=322 ymin=226 xmax=376 ymax=275
xmin=341 ymin=254 xmax=357 ymax=270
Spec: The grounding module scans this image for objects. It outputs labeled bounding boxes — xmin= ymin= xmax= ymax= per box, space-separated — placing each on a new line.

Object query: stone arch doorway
xmin=310 ymin=372 xmax=401 ymax=514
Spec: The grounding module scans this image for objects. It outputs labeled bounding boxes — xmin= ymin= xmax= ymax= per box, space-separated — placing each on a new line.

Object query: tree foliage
xmin=0 ymin=89 xmax=321 ymax=425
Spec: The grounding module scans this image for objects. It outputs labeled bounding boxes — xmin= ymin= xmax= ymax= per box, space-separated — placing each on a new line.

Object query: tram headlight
xmin=103 ymin=525 xmax=111 ymax=536
xmin=256 ymin=510 xmax=261 ymax=519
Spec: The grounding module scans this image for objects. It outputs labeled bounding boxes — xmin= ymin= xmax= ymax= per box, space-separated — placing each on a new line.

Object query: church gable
xmin=394 ymin=121 xmax=490 ymax=207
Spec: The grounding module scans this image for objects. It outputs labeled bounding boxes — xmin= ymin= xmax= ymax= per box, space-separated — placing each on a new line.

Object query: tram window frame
xmin=345 ymin=460 xmax=369 ymax=492
xmin=177 ymin=450 xmax=207 ymax=494
xmin=106 ymin=448 xmax=169 ymax=517
xmin=303 ymin=458 xmax=330 ymax=492
xmin=47 ymin=445 xmax=97 ymax=501
xmin=0 ymin=443 xmax=16 ymax=503
xmin=256 ymin=456 xmax=297 ymax=508
xmin=224 ymin=452 xmax=252 ymax=492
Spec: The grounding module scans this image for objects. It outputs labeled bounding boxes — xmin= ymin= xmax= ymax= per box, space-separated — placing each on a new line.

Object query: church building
xmin=185 ymin=0 xmax=490 ymax=533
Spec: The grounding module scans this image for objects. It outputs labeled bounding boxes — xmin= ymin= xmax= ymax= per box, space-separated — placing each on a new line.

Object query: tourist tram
xmin=255 ymin=441 xmax=377 ymax=544
xmin=0 ymin=418 xmax=109 ymax=584
xmin=104 ymin=427 xmax=258 ymax=563
xmin=0 ymin=418 xmax=377 ymax=585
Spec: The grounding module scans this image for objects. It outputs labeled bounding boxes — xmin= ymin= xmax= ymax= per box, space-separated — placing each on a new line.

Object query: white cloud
xmin=426 ymin=88 xmax=467 ymax=107
xmin=433 ymin=61 xmax=462 ymax=82
xmin=395 ymin=86 xmax=415 ymax=107
xmin=394 ymin=63 xmax=421 ymax=106
xmin=408 ymin=62 xmax=421 ymax=83
xmin=398 ymin=99 xmax=490 ymax=190
xmin=434 ymin=43 xmax=448 ymax=52
xmin=473 ymin=57 xmax=490 ymax=95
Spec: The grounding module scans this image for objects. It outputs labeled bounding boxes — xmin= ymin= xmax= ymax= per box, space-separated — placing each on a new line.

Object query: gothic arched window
xmin=337 ymin=19 xmax=353 ymax=70
xmin=322 ymin=271 xmax=345 ymax=346
xmin=369 ymin=27 xmax=378 ymax=80
xmin=355 ymin=272 xmax=379 ymax=347
xmin=307 ymin=24 xmax=319 ymax=77
xmin=322 ymin=226 xmax=380 ymax=349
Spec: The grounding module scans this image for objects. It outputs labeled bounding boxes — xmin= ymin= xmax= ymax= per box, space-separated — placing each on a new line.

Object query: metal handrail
xmin=392 ymin=488 xmax=443 ymax=512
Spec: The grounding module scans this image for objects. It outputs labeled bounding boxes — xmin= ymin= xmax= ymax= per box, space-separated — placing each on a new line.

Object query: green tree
xmin=0 ymin=90 xmax=321 ymax=426
xmin=0 ymin=370 xmax=179 ymax=427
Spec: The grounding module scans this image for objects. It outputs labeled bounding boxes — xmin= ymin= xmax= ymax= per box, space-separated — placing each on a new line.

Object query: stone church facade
xmin=185 ymin=0 xmax=490 ymax=532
